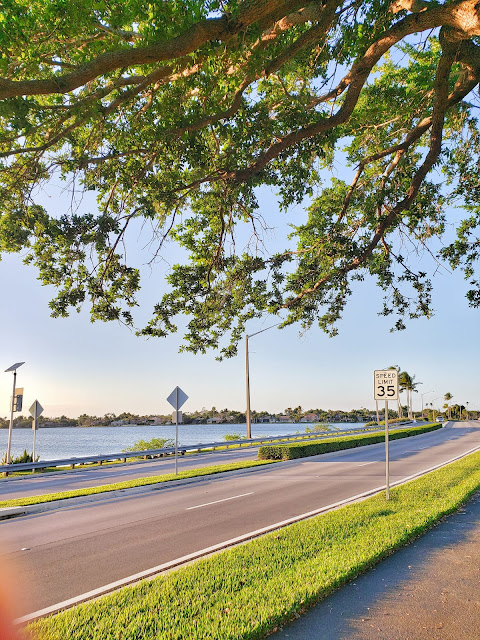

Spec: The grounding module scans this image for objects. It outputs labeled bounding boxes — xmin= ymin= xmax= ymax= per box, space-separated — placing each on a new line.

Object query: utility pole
xmin=246 ymin=333 xmax=251 ymax=440
xmin=245 ymin=323 xmax=280 ymax=441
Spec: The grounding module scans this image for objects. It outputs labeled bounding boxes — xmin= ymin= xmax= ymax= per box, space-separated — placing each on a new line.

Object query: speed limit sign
xmin=374 ymin=370 xmax=399 ymax=400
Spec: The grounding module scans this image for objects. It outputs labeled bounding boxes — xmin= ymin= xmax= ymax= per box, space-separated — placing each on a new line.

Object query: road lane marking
xmin=357 ymin=462 xmax=376 ymax=467
xmin=186 ymin=492 xmax=254 ymax=510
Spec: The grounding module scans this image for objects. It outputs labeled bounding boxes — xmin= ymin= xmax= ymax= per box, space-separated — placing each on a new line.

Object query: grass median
xmin=0 ymin=460 xmax=274 ymax=510
xmin=26 ymin=448 xmax=480 ymax=640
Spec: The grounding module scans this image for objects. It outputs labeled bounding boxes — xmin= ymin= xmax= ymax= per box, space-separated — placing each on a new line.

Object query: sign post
xmin=4 ymin=362 xmax=25 ymax=473
xmin=374 ymin=370 xmax=399 ymax=500
xmin=167 ymin=386 xmax=188 ymax=475
xmin=29 ymin=400 xmax=44 ymax=471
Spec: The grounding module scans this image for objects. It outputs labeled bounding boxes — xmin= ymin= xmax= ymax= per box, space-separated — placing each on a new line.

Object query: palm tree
xmin=399 ymin=371 xmax=422 ymax=419
xmin=388 ymin=365 xmax=403 ymax=418
xmin=407 ymin=375 xmax=422 ymax=419
xmin=444 ymin=393 xmax=453 ymax=420
xmin=398 ymin=370 xmax=411 ymax=418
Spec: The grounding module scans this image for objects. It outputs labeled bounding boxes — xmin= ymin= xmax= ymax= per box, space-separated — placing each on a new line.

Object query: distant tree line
xmin=0 ymin=404 xmax=477 ymax=429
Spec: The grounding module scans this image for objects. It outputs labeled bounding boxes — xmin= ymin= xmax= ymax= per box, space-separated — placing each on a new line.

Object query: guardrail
xmin=0 ymin=422 xmax=419 ymax=475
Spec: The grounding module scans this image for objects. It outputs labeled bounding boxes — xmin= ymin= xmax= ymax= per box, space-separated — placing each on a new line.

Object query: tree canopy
xmin=1 ymin=0 xmax=479 ymax=356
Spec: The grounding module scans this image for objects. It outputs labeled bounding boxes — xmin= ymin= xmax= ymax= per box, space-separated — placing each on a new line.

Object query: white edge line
xmin=15 ymin=443 xmax=480 ymax=626
xmin=186 ymin=492 xmax=254 ymax=510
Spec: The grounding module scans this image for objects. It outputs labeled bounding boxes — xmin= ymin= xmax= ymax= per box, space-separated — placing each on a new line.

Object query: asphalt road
xmin=0 ymin=421 xmax=478 ymax=618
xmin=0 ymin=425 xmax=377 ymax=500
xmin=0 ymin=445 xmax=263 ymax=500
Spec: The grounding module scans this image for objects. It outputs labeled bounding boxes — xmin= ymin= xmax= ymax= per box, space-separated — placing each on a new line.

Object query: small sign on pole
xmin=167 ymin=387 xmax=188 ymax=475
xmin=373 ymin=370 xmax=398 ymax=501
xmin=12 ymin=388 xmax=24 ymax=412
xmin=167 ymin=387 xmax=188 ymax=411
xmin=29 ymin=400 xmax=44 ymax=422
xmin=29 ymin=400 xmax=44 ymax=470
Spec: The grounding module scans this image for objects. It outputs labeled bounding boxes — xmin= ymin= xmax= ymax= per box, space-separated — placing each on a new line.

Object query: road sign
xmin=167 ymin=387 xmax=188 ymax=410
xmin=13 ymin=388 xmax=24 ymax=412
xmin=374 ymin=370 xmax=399 ymax=401
xmin=29 ymin=400 xmax=44 ymax=421
xmin=167 ymin=387 xmax=188 ymax=476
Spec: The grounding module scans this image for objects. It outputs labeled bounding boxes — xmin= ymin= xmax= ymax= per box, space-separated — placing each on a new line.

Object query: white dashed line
xmin=186 ymin=492 xmax=254 ymax=510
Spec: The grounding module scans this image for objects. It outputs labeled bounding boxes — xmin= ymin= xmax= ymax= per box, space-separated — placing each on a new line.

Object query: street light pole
xmin=245 ymin=333 xmax=251 ymax=440
xmin=5 ymin=362 xmax=25 ymax=465
xmin=431 ymin=396 xmax=441 ymax=422
xmin=420 ymin=390 xmax=434 ymax=420
xmin=245 ymin=323 xmax=279 ymax=440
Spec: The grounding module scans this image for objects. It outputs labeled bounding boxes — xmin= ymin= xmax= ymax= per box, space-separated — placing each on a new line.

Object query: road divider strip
xmin=258 ymin=424 xmax=442 ymax=460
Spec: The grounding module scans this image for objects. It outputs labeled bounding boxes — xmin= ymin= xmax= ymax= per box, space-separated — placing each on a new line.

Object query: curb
xmin=0 ymin=506 xmax=27 ymax=519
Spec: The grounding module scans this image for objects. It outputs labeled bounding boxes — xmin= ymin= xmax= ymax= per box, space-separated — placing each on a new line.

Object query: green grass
xmin=26 ymin=449 xmax=480 ymax=640
xmin=0 ymin=460 xmax=274 ymax=509
xmin=258 ymin=424 xmax=441 ymax=460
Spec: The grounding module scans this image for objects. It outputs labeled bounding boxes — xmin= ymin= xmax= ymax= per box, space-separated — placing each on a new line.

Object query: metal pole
xmin=375 ymin=400 xmax=380 ymax=425
xmin=6 ymin=370 xmax=16 ymax=465
xmin=175 ymin=387 xmax=179 ymax=475
xmin=246 ymin=333 xmax=251 ymax=440
xmin=32 ymin=417 xmax=37 ymax=473
xmin=385 ymin=400 xmax=390 ymax=501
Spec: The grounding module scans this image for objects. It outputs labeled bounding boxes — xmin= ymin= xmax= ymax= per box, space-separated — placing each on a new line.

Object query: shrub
xmin=224 ymin=433 xmax=243 ymax=441
xmin=313 ymin=423 xmax=330 ymax=432
xmin=364 ymin=417 xmax=413 ymax=427
xmin=258 ymin=424 xmax=441 ymax=460
xmin=122 ymin=437 xmax=174 ymax=453
xmin=1 ymin=449 xmax=38 ymax=464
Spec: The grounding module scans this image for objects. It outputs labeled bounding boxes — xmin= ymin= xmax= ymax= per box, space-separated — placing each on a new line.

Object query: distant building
xmin=300 ymin=413 xmax=319 ymax=423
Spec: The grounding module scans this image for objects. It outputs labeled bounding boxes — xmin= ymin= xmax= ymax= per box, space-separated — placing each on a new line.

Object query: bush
xmin=313 ymin=423 xmax=330 ymax=432
xmin=223 ymin=433 xmax=243 ymax=441
xmin=258 ymin=424 xmax=441 ymax=460
xmin=1 ymin=449 xmax=38 ymax=464
xmin=122 ymin=437 xmax=174 ymax=453
xmin=364 ymin=417 xmax=413 ymax=427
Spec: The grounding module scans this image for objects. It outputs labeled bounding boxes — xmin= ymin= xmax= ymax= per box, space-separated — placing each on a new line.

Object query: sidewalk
xmin=273 ymin=491 xmax=480 ymax=640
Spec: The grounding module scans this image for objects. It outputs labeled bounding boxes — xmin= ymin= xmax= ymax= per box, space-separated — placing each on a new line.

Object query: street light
xmin=430 ymin=396 xmax=441 ymax=422
xmin=5 ymin=362 xmax=25 ymax=465
xmin=245 ymin=324 xmax=279 ymax=440
xmin=420 ymin=390 xmax=434 ymax=420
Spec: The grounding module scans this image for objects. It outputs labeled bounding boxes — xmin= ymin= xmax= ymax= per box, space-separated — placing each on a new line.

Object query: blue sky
xmin=0 ymin=180 xmax=478 ymax=419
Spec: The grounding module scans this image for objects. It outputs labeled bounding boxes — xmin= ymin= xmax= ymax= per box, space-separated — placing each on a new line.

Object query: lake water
xmin=0 ymin=422 xmax=364 ymax=461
